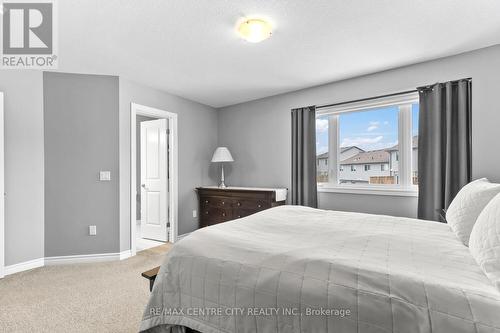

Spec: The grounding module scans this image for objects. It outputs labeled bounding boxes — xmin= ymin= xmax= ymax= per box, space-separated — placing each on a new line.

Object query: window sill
xmin=317 ymin=185 xmax=418 ymax=197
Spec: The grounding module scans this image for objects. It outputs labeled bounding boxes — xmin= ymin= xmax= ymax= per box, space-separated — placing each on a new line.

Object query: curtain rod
xmin=316 ymin=77 xmax=472 ymax=110
xmin=416 ymin=77 xmax=472 ymax=91
xmin=316 ymin=89 xmax=417 ymax=110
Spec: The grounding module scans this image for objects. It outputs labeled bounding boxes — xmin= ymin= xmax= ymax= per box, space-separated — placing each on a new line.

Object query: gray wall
xmin=0 ymin=71 xmax=45 ymax=266
xmin=44 ymin=72 xmax=120 ymax=256
xmin=218 ymin=45 xmax=500 ymax=218
xmin=119 ymin=79 xmax=218 ymax=251
xmin=136 ymin=114 xmax=157 ymax=221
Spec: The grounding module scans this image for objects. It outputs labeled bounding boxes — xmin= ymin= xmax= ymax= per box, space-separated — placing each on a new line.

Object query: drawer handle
xmin=222 ymin=201 xmax=225 ymax=205
xmin=237 ymin=202 xmax=241 ymax=206
xmin=205 ymin=200 xmax=209 ymax=204
xmin=237 ymin=215 xmax=241 ymax=218
xmin=222 ymin=213 xmax=226 ymax=217
xmin=258 ymin=204 xmax=262 ymax=208
xmin=205 ymin=211 xmax=209 ymax=215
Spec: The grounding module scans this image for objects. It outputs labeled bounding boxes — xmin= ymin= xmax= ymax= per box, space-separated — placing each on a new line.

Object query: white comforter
xmin=140 ymin=205 xmax=500 ymax=333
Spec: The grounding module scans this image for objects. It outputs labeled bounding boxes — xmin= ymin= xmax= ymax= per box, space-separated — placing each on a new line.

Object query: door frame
xmin=130 ymin=103 xmax=178 ymax=256
xmin=0 ymin=92 xmax=4 ymax=278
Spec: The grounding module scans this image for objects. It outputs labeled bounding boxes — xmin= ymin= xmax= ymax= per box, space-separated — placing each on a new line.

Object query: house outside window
xmin=316 ymin=92 xmax=419 ymax=195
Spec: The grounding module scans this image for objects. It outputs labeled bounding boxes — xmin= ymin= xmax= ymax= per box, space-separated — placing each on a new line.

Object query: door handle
xmin=141 ymin=184 xmax=148 ymax=191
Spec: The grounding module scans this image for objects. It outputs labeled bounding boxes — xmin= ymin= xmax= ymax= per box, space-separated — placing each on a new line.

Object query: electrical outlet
xmin=89 ymin=225 xmax=97 ymax=236
xmin=192 ymin=210 xmax=197 ymax=218
xmin=99 ymin=171 xmax=111 ymax=181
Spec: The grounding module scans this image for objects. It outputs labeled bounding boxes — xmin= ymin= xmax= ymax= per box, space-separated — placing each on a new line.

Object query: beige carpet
xmin=0 ymin=244 xmax=171 ymax=333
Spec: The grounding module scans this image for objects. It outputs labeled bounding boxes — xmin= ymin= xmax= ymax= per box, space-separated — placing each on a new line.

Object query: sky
xmin=316 ymin=104 xmax=419 ymax=154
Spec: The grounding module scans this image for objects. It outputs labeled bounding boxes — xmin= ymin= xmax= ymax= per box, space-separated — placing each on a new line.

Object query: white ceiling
xmin=58 ymin=0 xmax=500 ymax=108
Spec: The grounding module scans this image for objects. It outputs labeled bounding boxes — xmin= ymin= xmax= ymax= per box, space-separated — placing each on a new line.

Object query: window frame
xmin=316 ymin=92 xmax=418 ymax=197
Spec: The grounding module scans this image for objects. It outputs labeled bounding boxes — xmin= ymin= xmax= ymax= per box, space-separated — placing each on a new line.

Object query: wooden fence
xmin=369 ymin=176 xmax=396 ymax=184
xmin=317 ymin=173 xmax=329 ymax=183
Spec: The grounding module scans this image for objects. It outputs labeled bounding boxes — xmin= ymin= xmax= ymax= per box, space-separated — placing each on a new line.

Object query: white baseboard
xmin=119 ymin=250 xmax=132 ymax=260
xmin=45 ymin=252 xmax=126 ymax=265
xmin=176 ymin=232 xmax=191 ymax=241
xmin=2 ymin=249 xmax=136 ymax=277
xmin=4 ymin=258 xmax=45 ymax=276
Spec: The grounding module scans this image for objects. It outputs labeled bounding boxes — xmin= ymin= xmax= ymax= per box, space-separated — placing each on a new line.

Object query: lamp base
xmin=219 ymin=164 xmax=227 ymax=188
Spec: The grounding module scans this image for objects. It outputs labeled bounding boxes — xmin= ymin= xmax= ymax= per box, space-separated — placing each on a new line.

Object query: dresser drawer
xmin=201 ymin=197 xmax=233 ymax=209
xmin=233 ymin=208 xmax=260 ymax=219
xmin=200 ymin=207 xmax=232 ymax=227
xmin=233 ymin=199 xmax=270 ymax=211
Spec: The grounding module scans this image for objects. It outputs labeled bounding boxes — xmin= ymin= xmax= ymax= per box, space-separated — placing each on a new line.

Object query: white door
xmin=140 ymin=119 xmax=169 ymax=242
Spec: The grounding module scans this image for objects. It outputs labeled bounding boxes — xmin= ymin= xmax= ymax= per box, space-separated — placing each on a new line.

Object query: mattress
xmin=140 ymin=205 xmax=500 ymax=333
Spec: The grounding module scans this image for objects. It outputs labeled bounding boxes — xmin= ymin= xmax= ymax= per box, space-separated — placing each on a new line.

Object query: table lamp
xmin=211 ymin=147 xmax=234 ymax=188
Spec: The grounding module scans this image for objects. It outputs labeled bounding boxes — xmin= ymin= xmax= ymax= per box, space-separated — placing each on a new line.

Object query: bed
xmin=140 ymin=205 xmax=500 ymax=333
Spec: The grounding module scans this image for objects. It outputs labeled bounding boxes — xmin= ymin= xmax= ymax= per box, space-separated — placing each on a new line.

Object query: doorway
xmin=131 ymin=104 xmax=178 ymax=256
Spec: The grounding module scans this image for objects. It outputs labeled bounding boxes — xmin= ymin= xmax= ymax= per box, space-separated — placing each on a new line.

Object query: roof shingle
xmin=340 ymin=150 xmax=389 ymax=165
xmin=317 ymin=146 xmax=363 ymax=159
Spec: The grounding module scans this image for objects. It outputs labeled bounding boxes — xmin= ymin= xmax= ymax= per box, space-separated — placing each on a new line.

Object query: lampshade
xmin=211 ymin=147 xmax=234 ymax=163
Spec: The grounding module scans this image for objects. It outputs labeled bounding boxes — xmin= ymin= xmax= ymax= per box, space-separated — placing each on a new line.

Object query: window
xmin=316 ymin=92 xmax=419 ymax=194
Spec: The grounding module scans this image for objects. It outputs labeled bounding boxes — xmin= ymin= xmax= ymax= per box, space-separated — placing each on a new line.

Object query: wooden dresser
xmin=196 ymin=187 xmax=287 ymax=228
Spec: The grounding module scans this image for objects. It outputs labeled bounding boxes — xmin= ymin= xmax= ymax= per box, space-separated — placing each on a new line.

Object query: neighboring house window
xmin=315 ymin=92 xmax=419 ymax=193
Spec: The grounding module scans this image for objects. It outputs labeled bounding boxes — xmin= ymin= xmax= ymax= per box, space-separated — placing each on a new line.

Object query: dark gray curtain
xmin=291 ymin=106 xmax=318 ymax=207
xmin=417 ymin=79 xmax=472 ymax=221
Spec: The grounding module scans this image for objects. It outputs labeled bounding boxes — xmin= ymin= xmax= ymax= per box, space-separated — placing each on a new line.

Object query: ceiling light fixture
xmin=237 ymin=18 xmax=273 ymax=43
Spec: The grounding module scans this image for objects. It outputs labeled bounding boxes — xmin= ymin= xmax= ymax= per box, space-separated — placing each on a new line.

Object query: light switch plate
xmin=192 ymin=210 xmax=197 ymax=218
xmin=99 ymin=171 xmax=111 ymax=181
xmin=89 ymin=225 xmax=97 ymax=236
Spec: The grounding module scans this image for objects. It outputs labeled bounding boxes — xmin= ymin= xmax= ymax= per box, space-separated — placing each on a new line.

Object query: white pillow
xmin=469 ymin=192 xmax=500 ymax=291
xmin=446 ymin=178 xmax=500 ymax=246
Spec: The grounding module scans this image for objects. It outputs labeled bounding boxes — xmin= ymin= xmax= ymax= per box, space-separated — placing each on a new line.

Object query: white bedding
xmin=140 ymin=205 xmax=500 ymax=333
